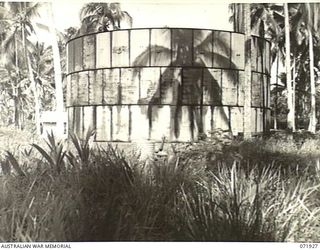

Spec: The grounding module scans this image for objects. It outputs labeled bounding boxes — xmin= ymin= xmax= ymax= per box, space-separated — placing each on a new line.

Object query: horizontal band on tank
xmin=66 ymin=67 xmax=270 ymax=108
xmin=67 ymin=105 xmax=271 ymax=142
xmin=66 ymin=29 xmax=271 ymax=75
xmin=66 ymin=27 xmax=271 ymax=45
xmin=66 ymin=67 xmax=271 ymax=78
xmin=66 ymin=104 xmax=272 ymax=110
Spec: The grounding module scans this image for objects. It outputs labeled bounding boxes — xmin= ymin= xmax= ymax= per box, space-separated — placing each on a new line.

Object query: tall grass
xmin=0 ymin=128 xmax=319 ymax=241
xmin=173 ymin=162 xmax=320 ymax=241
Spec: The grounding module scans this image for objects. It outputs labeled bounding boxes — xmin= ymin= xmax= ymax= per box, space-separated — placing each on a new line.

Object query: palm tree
xmin=0 ymin=2 xmax=42 ymax=133
xmin=284 ymin=3 xmax=295 ymax=131
xmin=229 ymin=3 xmax=244 ymax=33
xmin=300 ymin=3 xmax=320 ymax=133
xmin=284 ymin=3 xmax=320 ymax=132
xmin=231 ymin=3 xmax=285 ymax=133
xmin=79 ymin=2 xmax=132 ymax=34
xmin=132 ymin=29 xmax=238 ymax=140
xmin=46 ymin=2 xmax=64 ymax=135
xmin=31 ymin=42 xmax=55 ymax=112
xmin=0 ymin=65 xmax=32 ymax=128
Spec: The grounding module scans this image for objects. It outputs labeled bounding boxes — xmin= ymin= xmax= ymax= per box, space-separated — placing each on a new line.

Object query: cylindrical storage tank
xmin=66 ymin=28 xmax=271 ymax=142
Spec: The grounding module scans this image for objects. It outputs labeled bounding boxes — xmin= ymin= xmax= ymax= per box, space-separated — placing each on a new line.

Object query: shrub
xmin=0 ymin=130 xmax=319 ymax=241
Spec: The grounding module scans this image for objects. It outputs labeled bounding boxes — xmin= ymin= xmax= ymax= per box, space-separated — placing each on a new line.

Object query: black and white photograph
xmin=0 ymin=0 xmax=318 ymax=247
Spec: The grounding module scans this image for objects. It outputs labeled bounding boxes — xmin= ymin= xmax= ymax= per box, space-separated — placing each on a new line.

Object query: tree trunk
xmin=21 ymin=19 xmax=41 ymax=135
xmin=48 ymin=2 xmax=64 ymax=136
xmin=233 ymin=3 xmax=245 ymax=33
xmin=274 ymin=53 xmax=279 ymax=130
xmin=13 ymin=35 xmax=20 ymax=129
xmin=243 ymin=3 xmax=252 ymax=139
xmin=284 ymin=3 xmax=295 ymax=131
xmin=308 ymin=31 xmax=316 ymax=133
xmin=292 ymin=56 xmax=296 ymax=129
xmin=27 ymin=54 xmax=41 ymax=135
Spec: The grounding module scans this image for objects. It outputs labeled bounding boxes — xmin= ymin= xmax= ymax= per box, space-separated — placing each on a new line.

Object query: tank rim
xmin=66 ymin=27 xmax=271 ymax=45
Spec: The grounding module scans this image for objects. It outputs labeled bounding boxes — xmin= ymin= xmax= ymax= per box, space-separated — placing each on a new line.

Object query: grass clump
xmin=0 ymin=128 xmax=319 ymax=241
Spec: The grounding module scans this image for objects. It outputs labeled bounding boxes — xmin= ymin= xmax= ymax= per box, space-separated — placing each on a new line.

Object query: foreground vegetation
xmin=0 ymin=128 xmax=319 ymax=242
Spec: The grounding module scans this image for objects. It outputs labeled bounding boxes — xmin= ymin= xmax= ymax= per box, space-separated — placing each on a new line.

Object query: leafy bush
xmin=173 ymin=162 xmax=320 ymax=241
xmin=0 ymin=130 xmax=319 ymax=241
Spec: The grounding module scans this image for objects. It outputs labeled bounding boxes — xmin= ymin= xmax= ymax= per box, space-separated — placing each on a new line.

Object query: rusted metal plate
xmin=112 ymin=105 xmax=129 ymax=141
xmin=230 ymin=107 xmax=243 ymax=135
xmin=212 ymin=106 xmax=230 ymax=131
xmin=74 ymin=38 xmax=83 ymax=71
xmin=103 ymin=69 xmax=120 ymax=104
xmin=172 ymin=29 xmax=193 ymax=66
xmin=231 ymin=33 xmax=245 ymax=70
xmin=66 ymin=76 xmax=71 ymax=107
xmin=193 ymin=30 xmax=213 ymax=67
xmin=238 ymin=71 xmax=245 ymax=106
xmin=112 ymin=30 xmax=129 ymax=67
xmin=73 ymin=107 xmax=83 ymax=139
xmin=265 ymin=109 xmax=271 ymax=130
xmin=265 ymin=41 xmax=270 ymax=74
xmin=256 ymin=38 xmax=264 ymax=73
xmin=120 ymin=68 xmax=139 ymax=104
xmin=264 ymin=74 xmax=270 ymax=108
xmin=251 ymin=72 xmax=262 ymax=107
xmin=213 ymin=31 xmax=231 ymax=68
xmin=203 ymin=69 xmax=222 ymax=105
xmin=160 ymin=67 xmax=181 ymax=104
xmin=173 ymin=106 xmax=199 ymax=142
xmin=70 ymin=74 xmax=78 ymax=105
xmin=202 ymin=105 xmax=213 ymax=137
xmin=130 ymin=105 xmax=150 ymax=140
xmin=83 ymin=106 xmax=95 ymax=135
xmin=251 ymin=108 xmax=257 ymax=133
xmin=96 ymin=32 xmax=111 ymax=68
xmin=150 ymin=29 xmax=171 ymax=66
xmin=67 ymin=41 xmax=74 ymax=73
xmin=96 ymin=106 xmax=111 ymax=141
xmin=67 ymin=107 xmax=74 ymax=136
xmin=256 ymin=108 xmax=264 ymax=133
xmin=130 ymin=29 xmax=150 ymax=66
xmin=89 ymin=70 xmax=103 ymax=105
xmin=139 ymin=67 xmax=160 ymax=104
xmin=150 ymin=105 xmax=171 ymax=141
xmin=83 ymin=35 xmax=95 ymax=69
xmin=182 ymin=68 xmax=202 ymax=105
xmin=221 ymin=70 xmax=237 ymax=106
xmin=251 ymin=37 xmax=258 ymax=71
xmin=78 ymin=71 xmax=89 ymax=105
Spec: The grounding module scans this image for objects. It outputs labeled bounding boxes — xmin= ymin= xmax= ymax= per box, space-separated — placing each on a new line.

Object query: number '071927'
xmin=300 ymin=244 xmax=318 ymax=248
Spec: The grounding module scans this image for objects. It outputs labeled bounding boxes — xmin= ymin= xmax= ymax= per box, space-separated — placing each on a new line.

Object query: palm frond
xmin=122 ymin=11 xmax=133 ymax=28
xmin=24 ymin=2 xmax=41 ymax=19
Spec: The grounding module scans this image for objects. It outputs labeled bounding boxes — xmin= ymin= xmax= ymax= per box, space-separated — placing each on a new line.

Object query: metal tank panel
xmin=66 ymin=28 xmax=271 ymax=142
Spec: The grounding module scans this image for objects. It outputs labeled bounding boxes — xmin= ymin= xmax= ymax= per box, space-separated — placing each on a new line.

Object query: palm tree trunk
xmin=293 ymin=56 xmax=296 ymax=129
xmin=284 ymin=3 xmax=295 ymax=131
xmin=274 ymin=53 xmax=279 ymax=129
xmin=21 ymin=21 xmax=41 ymax=135
xmin=13 ymin=35 xmax=20 ymax=129
xmin=27 ymin=54 xmax=41 ymax=135
xmin=308 ymin=31 xmax=316 ymax=133
xmin=48 ymin=2 xmax=64 ymax=136
xmin=243 ymin=3 xmax=252 ymax=139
